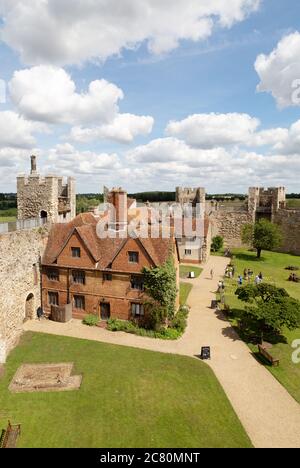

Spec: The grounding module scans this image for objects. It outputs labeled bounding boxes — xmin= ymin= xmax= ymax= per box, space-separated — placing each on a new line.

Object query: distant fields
xmin=286 ymin=199 xmax=300 ymax=209
xmin=0 ymin=208 xmax=17 ymax=223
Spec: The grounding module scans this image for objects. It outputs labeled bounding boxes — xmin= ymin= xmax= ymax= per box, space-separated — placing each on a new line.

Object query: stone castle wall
xmin=273 ymin=210 xmax=300 ymax=255
xmin=0 ymin=226 xmax=48 ymax=363
xmin=210 ymin=207 xmax=300 ymax=254
xmin=210 ymin=210 xmax=253 ymax=248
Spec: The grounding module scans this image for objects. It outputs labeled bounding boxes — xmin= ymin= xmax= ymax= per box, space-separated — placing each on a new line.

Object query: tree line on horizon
xmin=2 ymin=191 xmax=300 ymax=213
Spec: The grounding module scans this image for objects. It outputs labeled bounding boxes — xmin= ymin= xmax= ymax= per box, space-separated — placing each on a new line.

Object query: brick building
xmin=42 ymin=189 xmax=180 ymax=321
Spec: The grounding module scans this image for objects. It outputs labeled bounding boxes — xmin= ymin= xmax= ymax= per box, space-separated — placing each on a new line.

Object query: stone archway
xmin=24 ymin=294 xmax=35 ymax=322
xmin=40 ymin=210 xmax=48 ymax=220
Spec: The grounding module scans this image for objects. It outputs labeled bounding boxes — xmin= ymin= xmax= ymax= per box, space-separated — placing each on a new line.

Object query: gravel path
xmin=24 ymin=256 xmax=300 ymax=448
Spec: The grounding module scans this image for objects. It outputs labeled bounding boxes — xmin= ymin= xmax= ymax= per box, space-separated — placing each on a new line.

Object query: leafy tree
xmin=235 ymin=283 xmax=300 ymax=342
xmin=241 ymin=219 xmax=282 ymax=258
xmin=235 ymin=283 xmax=289 ymax=304
xmin=211 ymin=236 xmax=224 ymax=252
xmin=143 ymin=255 xmax=177 ymax=324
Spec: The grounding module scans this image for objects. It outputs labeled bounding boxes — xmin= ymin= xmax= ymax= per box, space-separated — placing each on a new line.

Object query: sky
xmin=0 ymin=0 xmax=300 ymax=194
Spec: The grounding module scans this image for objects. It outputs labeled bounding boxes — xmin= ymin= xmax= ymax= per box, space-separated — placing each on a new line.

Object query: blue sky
xmin=0 ymin=0 xmax=300 ymax=193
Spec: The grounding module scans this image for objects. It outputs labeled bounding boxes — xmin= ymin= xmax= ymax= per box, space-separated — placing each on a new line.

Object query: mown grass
xmin=222 ymin=249 xmax=300 ymax=403
xmin=179 ymin=265 xmax=203 ymax=279
xmin=180 ymin=282 xmax=193 ymax=306
xmin=0 ymin=332 xmax=252 ymax=448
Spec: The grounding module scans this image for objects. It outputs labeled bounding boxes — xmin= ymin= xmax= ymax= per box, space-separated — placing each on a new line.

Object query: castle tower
xmin=17 ymin=156 xmax=76 ymax=223
xmin=176 ymin=187 xmax=206 ymax=207
xmin=248 ymin=187 xmax=286 ymax=222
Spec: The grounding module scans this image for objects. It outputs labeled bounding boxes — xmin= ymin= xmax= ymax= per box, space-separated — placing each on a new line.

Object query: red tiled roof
xmin=42 ymin=212 xmax=176 ymax=269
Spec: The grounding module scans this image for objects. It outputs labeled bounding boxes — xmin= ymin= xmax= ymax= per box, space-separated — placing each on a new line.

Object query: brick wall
xmin=42 ymin=235 xmax=179 ymax=321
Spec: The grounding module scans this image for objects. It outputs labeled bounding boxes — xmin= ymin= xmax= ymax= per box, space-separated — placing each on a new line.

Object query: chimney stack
xmin=107 ymin=187 xmax=128 ymax=232
xmin=30 ymin=155 xmax=37 ymax=175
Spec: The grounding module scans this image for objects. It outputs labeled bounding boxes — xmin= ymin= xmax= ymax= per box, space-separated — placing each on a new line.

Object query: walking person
xmin=210 ymin=269 xmax=214 ymax=280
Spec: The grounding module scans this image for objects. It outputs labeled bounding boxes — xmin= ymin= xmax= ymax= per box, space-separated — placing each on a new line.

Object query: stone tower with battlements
xmin=17 ymin=155 xmax=76 ymax=223
xmin=248 ymin=187 xmax=286 ymax=222
xmin=176 ymin=187 xmax=206 ymax=207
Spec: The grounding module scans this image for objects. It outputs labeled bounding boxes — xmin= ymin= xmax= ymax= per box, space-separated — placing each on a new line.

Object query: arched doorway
xmin=40 ymin=210 xmax=48 ymax=220
xmin=24 ymin=294 xmax=35 ymax=322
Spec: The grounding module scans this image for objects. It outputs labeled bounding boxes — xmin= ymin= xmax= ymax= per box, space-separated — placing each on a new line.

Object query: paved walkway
xmin=24 ymin=257 xmax=300 ymax=448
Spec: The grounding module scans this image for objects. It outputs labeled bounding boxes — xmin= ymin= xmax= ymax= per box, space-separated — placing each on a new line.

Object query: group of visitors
xmin=237 ymin=270 xmax=263 ymax=286
xmin=225 ymin=264 xmax=235 ymax=279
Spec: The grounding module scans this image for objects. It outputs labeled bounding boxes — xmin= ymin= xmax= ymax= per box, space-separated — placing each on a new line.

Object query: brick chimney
xmin=107 ymin=187 xmax=128 ymax=231
xmin=30 ymin=155 xmax=37 ymax=175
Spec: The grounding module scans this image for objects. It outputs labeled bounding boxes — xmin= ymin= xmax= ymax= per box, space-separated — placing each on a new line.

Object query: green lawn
xmin=180 ymin=282 xmax=193 ymax=305
xmin=222 ymin=249 xmax=300 ymax=403
xmin=0 ymin=332 xmax=252 ymax=448
xmin=180 ymin=265 xmax=203 ymax=279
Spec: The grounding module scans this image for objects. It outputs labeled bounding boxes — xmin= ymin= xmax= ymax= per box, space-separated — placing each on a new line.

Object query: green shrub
xmin=157 ymin=328 xmax=181 ymax=340
xmin=107 ymin=316 xmax=187 ymax=341
xmin=211 ymin=236 xmax=224 ymax=252
xmin=107 ymin=319 xmax=137 ymax=333
xmin=171 ymin=306 xmax=189 ymax=333
xmin=82 ymin=314 xmax=99 ymax=326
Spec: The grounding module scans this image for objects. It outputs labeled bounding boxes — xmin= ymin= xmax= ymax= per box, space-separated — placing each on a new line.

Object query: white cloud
xmin=0 ymin=111 xmax=45 ymax=149
xmin=255 ymin=32 xmax=300 ymax=108
xmin=127 ymin=137 xmax=230 ymax=166
xmin=0 ymin=0 xmax=260 ymax=66
xmin=70 ymin=114 xmax=154 ymax=144
xmin=9 ymin=66 xmax=122 ymax=125
xmin=165 ymin=112 xmax=289 ymax=149
xmin=166 ymin=113 xmax=260 ymax=147
xmin=0 ymin=147 xmax=33 ymax=168
xmin=9 ymin=66 xmax=154 ymax=143
xmin=125 ymin=134 xmax=300 ymax=192
xmin=47 ymin=143 xmax=121 ymax=176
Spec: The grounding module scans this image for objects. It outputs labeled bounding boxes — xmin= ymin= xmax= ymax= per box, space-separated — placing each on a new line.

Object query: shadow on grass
xmin=234 ymin=252 xmax=267 ymax=263
xmin=214 ymin=309 xmax=230 ymax=323
xmin=226 ymin=308 xmax=287 ymax=346
xmin=250 ymin=351 xmax=276 ymax=367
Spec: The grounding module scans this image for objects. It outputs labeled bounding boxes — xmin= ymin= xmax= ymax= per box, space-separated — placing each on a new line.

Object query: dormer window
xmin=71 ymin=247 xmax=81 ymax=258
xmin=129 ymin=251 xmax=139 ymax=263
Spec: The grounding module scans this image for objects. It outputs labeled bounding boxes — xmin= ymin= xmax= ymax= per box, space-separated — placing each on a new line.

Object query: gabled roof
xmin=42 ymin=212 xmax=176 ymax=270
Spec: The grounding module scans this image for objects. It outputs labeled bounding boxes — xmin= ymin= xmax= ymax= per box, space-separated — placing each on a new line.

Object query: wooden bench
xmin=258 ymin=344 xmax=279 ymax=367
